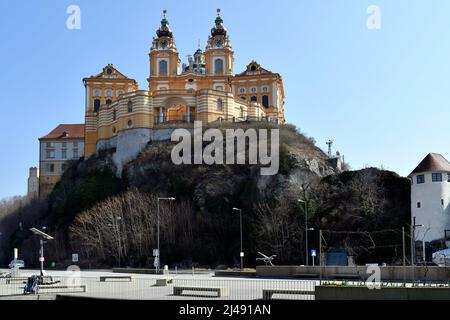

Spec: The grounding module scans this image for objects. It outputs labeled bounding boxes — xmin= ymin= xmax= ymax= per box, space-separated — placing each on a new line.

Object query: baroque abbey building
xmin=83 ymin=9 xmax=285 ymax=158
xmin=32 ymin=10 xmax=286 ymax=198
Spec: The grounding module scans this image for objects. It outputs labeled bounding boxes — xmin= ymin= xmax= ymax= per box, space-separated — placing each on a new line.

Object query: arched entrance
xmin=155 ymin=97 xmax=195 ymax=124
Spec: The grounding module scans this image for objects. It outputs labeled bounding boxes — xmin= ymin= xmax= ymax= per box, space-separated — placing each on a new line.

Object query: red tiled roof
xmin=410 ymin=153 xmax=450 ymax=175
xmin=39 ymin=124 xmax=85 ymax=140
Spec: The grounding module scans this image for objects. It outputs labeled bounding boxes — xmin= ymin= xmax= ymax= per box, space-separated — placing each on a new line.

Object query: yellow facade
xmin=84 ymin=10 xmax=285 ymax=158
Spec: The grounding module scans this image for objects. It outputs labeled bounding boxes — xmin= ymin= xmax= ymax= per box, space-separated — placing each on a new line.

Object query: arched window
xmin=217 ymin=99 xmax=223 ymax=111
xmin=262 ymin=95 xmax=269 ymax=108
xmin=113 ymin=109 xmax=116 ymax=121
xmin=105 ymin=89 xmax=113 ymax=97
xmin=127 ymin=101 xmax=133 ymax=113
xmin=106 ymin=99 xmax=112 ymax=105
xmin=159 ymin=60 xmax=168 ymax=74
xmin=94 ymin=89 xmax=101 ymax=97
xmin=94 ymin=99 xmax=101 ymax=112
xmin=127 ymin=120 xmax=133 ymax=128
xmin=250 ymin=96 xmax=257 ymax=102
xmin=215 ymin=59 xmax=224 ymax=74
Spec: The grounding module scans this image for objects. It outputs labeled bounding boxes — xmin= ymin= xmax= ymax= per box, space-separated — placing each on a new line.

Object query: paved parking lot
xmin=0 ymin=269 xmax=317 ymax=300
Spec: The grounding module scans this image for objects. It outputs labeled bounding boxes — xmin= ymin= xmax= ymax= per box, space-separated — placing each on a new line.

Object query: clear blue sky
xmin=0 ymin=0 xmax=449 ymax=199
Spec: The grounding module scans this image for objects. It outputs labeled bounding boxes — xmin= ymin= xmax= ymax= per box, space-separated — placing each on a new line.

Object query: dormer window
xmin=106 ymin=68 xmax=112 ymax=75
xmin=250 ymin=65 xmax=257 ymax=71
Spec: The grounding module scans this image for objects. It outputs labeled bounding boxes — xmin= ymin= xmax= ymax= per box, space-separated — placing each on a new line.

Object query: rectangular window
xmin=417 ymin=202 xmax=421 ymax=208
xmin=46 ymin=150 xmax=55 ymax=159
xmin=417 ymin=175 xmax=425 ymax=184
xmin=448 ymin=173 xmax=450 ymax=182
xmin=62 ymin=142 xmax=67 ymax=148
xmin=442 ymin=199 xmax=444 ymax=206
xmin=62 ymin=163 xmax=67 ymax=172
xmin=73 ymin=149 xmax=78 ymax=159
xmin=432 ymin=173 xmax=442 ymax=182
xmin=73 ymin=141 xmax=79 ymax=148
xmin=46 ymin=163 xmax=55 ymax=173
xmin=46 ymin=142 xmax=54 ymax=148
xmin=61 ymin=150 xmax=67 ymax=159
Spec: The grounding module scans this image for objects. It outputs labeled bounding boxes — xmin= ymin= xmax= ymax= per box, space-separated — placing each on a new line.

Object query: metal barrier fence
xmin=0 ymin=276 xmax=316 ymax=300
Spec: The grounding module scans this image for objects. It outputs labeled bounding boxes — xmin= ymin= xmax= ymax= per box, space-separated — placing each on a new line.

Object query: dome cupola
xmin=211 ymin=9 xmax=227 ymax=37
xmin=156 ymin=10 xmax=173 ymax=38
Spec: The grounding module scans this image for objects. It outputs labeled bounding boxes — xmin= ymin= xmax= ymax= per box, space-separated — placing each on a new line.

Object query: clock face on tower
xmin=160 ymin=40 xmax=168 ymax=49
xmin=215 ymin=39 xmax=223 ymax=47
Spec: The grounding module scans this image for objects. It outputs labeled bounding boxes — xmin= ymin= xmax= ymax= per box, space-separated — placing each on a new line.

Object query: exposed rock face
xmin=122 ymin=124 xmax=341 ymax=212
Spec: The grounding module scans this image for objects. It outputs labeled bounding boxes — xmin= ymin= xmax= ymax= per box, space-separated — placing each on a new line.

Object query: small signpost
xmin=311 ymin=249 xmax=317 ymax=267
xmin=72 ymin=253 xmax=79 ymax=263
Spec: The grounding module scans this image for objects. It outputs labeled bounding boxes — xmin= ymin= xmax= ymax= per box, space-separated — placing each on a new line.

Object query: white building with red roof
xmin=409 ymin=153 xmax=450 ymax=247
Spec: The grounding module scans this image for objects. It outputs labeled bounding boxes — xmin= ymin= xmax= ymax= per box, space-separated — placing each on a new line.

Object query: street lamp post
xmin=232 ymin=208 xmax=244 ymax=270
xmin=157 ymin=197 xmax=175 ymax=273
xmin=298 ymin=199 xmax=309 ymax=266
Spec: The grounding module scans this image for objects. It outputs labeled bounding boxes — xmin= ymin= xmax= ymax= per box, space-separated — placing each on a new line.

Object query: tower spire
xmin=156 ymin=9 xmax=173 ymax=38
xmin=211 ymin=8 xmax=227 ymax=36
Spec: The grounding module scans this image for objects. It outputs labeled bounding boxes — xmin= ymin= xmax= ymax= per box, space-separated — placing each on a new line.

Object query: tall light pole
xmin=232 ymin=208 xmax=244 ymax=270
xmin=157 ymin=197 xmax=175 ymax=273
xmin=298 ymin=199 xmax=309 ymax=266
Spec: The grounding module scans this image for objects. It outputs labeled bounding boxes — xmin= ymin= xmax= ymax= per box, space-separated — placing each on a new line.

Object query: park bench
xmin=100 ymin=276 xmax=133 ymax=282
xmin=173 ymin=286 xmax=228 ymax=298
xmin=262 ymin=289 xmax=315 ymax=300
xmin=5 ymin=277 xmax=28 ymax=284
xmin=155 ymin=277 xmax=174 ymax=286
xmin=37 ymin=284 xmax=87 ymax=293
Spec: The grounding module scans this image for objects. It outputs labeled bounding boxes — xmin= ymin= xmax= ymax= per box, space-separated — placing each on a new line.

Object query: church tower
xmin=149 ymin=10 xmax=180 ymax=92
xmin=204 ymin=9 xmax=234 ymax=80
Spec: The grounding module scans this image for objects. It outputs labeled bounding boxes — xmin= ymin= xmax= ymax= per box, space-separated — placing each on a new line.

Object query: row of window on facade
xmin=414 ymin=173 xmax=450 ymax=184
xmin=159 ymin=59 xmax=226 ymax=75
xmin=45 ymin=162 xmax=69 ymax=173
xmin=93 ymin=89 xmax=126 ymax=97
xmin=416 ymin=199 xmax=447 ymax=208
xmin=46 ymin=142 xmax=79 ymax=148
xmin=46 ymin=149 xmax=79 ymax=160
xmin=239 ymin=95 xmax=270 ymax=108
xmin=239 ymin=86 xmax=269 ymax=94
